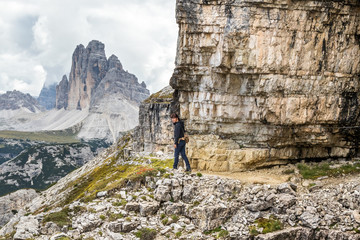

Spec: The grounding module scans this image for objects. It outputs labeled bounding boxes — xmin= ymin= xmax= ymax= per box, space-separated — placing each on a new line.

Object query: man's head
xmin=170 ymin=113 xmax=179 ymax=123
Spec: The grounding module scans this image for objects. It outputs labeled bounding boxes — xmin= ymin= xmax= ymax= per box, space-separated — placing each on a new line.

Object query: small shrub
xmin=88 ymin=208 xmax=96 ymax=213
xmin=141 ymin=196 xmax=147 ymax=201
xmin=204 ymin=226 xmax=222 ymax=235
xmin=71 ymin=206 xmax=86 ymax=214
xmin=134 ymin=228 xmax=157 ymax=240
xmin=126 ymin=217 xmax=132 ymax=222
xmin=249 ymin=225 xmax=259 ymax=236
xmin=255 ymin=216 xmax=283 ymax=234
xmin=197 ymin=172 xmax=203 ymax=177
xmin=193 ymin=201 xmax=200 ymax=206
xmin=99 ymin=215 xmax=106 ymax=220
xmin=43 ymin=208 xmax=71 ymax=227
xmin=112 ymin=199 xmax=127 ymax=206
xmin=171 ymin=215 xmax=179 ymax=222
xmin=162 ymin=218 xmax=169 ymax=225
xmin=160 ymin=213 xmax=166 ymax=219
xmin=217 ymin=229 xmax=229 ymax=238
xmin=107 ymin=212 xmax=124 ymax=221
xmin=175 ymin=231 xmax=182 ymax=238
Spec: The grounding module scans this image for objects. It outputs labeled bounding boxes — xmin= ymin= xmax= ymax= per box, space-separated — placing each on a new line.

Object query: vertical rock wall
xmin=55 ymin=75 xmax=69 ymax=110
xmin=133 ymin=86 xmax=175 ymax=154
xmin=67 ymin=40 xmax=108 ymax=110
xmin=171 ymin=0 xmax=360 ymax=171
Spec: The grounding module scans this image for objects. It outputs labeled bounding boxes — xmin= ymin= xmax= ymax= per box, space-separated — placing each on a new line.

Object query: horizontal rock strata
xmin=171 ymin=0 xmax=360 ymax=171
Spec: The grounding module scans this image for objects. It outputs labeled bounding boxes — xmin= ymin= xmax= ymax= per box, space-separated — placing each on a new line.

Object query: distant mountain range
xmin=0 ymin=90 xmax=43 ymax=113
xmin=0 ymin=40 xmax=150 ymax=142
xmin=0 ymin=40 xmax=151 ymax=197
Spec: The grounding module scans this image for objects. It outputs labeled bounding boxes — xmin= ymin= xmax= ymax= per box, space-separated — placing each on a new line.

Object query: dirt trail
xmin=199 ymin=166 xmax=293 ymax=185
xmin=197 ymin=163 xmax=360 ymax=187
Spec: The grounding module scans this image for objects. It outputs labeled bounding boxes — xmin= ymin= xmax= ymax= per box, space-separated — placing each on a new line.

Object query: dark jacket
xmin=174 ymin=121 xmax=185 ymax=145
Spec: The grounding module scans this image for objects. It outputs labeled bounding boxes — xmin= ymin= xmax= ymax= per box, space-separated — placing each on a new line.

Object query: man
xmin=171 ymin=113 xmax=191 ymax=172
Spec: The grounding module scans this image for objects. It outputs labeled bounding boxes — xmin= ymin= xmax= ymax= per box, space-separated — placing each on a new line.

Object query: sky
xmin=0 ymin=0 xmax=178 ymax=96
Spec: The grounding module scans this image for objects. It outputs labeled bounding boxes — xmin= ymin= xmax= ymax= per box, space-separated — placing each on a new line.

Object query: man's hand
xmin=174 ymin=144 xmax=177 ymax=149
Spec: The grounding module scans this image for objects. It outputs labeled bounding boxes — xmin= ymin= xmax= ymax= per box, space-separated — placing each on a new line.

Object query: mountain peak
xmin=0 ymin=90 xmax=43 ymax=112
xmin=57 ymin=40 xmax=149 ymax=111
xmin=108 ymin=54 xmax=123 ymax=70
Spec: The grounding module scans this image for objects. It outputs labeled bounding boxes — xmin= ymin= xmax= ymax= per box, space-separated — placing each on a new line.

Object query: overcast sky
xmin=0 ymin=0 xmax=178 ymax=96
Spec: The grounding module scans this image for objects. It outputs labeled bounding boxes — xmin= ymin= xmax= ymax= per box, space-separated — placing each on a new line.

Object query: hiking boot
xmin=185 ymin=168 xmax=192 ymax=172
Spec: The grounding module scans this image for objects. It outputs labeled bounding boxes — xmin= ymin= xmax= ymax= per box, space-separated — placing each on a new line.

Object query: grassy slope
xmin=0 ymin=130 xmax=79 ymax=143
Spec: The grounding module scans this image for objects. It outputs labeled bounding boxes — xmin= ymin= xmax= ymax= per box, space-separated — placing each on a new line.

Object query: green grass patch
xmin=249 ymin=216 xmax=283 ymax=235
xmin=112 ymin=199 xmax=127 ymax=206
xmin=143 ymin=90 xmax=173 ymax=104
xmin=150 ymin=158 xmax=173 ymax=169
xmin=175 ymin=231 xmax=182 ymax=238
xmin=107 ymin=212 xmax=124 ymax=221
xmin=43 ymin=207 xmax=71 ymax=227
xmin=204 ymin=226 xmax=223 ymax=235
xmin=297 ymin=162 xmax=360 ymax=180
xmin=0 ymin=130 xmax=79 ymax=143
xmin=134 ymin=228 xmax=157 ymax=240
xmin=217 ymin=229 xmax=229 ymax=238
xmin=171 ymin=215 xmax=179 ymax=222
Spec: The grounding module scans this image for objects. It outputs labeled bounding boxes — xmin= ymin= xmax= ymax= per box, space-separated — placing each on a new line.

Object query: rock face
xmin=55 ymin=75 xmax=69 ymax=110
xmin=0 ymin=90 xmax=43 ymax=113
xmin=0 ymin=189 xmax=38 ymax=227
xmin=38 ymin=83 xmax=56 ymax=110
xmin=171 ymin=0 xmax=360 ymax=171
xmin=66 ymin=40 xmax=108 ymax=110
xmin=57 ymin=40 xmax=149 ymax=111
xmin=133 ymin=86 xmax=175 ymax=154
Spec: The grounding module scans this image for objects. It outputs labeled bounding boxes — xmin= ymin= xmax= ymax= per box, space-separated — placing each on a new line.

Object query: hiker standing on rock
xmin=171 ymin=113 xmax=191 ymax=172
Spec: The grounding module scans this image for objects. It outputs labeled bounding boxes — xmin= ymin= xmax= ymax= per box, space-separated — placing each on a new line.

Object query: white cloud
xmin=0 ymin=0 xmax=178 ymax=96
xmin=32 ymin=16 xmax=50 ymax=51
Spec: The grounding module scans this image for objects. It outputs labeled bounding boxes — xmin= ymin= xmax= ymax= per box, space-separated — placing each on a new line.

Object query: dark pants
xmin=173 ymin=140 xmax=191 ymax=170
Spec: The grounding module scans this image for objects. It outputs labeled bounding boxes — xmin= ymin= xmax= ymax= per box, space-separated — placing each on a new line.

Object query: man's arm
xmin=174 ymin=123 xmax=181 ymax=145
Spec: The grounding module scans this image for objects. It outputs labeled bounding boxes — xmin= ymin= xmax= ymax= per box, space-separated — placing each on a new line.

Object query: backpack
xmin=182 ymin=124 xmax=189 ymax=143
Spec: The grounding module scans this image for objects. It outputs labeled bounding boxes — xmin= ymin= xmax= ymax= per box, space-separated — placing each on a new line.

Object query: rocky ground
xmin=2 ymin=154 xmax=360 ymax=240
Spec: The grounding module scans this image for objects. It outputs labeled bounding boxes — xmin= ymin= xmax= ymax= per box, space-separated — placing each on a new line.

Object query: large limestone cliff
xmin=171 ymin=0 xmax=360 ymax=171
xmin=67 ymin=40 xmax=108 ymax=110
xmin=56 ymin=40 xmax=149 ymax=111
xmin=54 ymin=40 xmax=150 ymax=141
